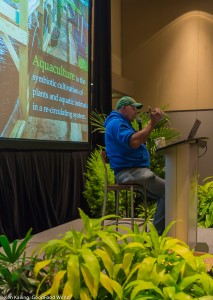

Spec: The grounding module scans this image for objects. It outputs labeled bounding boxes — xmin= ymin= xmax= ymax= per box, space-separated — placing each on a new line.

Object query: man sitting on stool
xmin=104 ymin=96 xmax=165 ymax=235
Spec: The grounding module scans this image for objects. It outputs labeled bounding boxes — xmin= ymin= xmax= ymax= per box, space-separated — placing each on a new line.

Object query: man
xmin=104 ymin=95 xmax=165 ymax=235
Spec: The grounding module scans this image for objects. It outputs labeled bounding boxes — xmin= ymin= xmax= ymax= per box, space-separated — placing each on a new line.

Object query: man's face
xmin=121 ymin=105 xmax=137 ymax=122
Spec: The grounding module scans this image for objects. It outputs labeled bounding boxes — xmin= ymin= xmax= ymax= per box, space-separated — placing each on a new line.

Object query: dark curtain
xmin=92 ymin=0 xmax=112 ymax=146
xmin=0 ymin=0 xmax=112 ymax=241
xmin=0 ymin=150 xmax=90 ymax=241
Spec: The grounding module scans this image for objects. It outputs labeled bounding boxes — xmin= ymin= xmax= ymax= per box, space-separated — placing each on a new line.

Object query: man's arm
xmin=130 ymin=108 xmax=163 ymax=148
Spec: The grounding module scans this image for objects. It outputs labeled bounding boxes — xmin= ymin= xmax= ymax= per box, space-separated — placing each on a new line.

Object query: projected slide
xmin=0 ymin=0 xmax=90 ymax=145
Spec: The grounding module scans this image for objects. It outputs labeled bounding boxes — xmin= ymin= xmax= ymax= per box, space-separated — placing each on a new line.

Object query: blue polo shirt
xmin=104 ymin=111 xmax=150 ymax=174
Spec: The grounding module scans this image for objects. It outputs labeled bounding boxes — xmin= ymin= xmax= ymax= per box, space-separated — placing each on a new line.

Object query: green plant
xmin=136 ymin=199 xmax=156 ymax=220
xmin=34 ymin=209 xmax=213 ymax=299
xmin=90 ymin=110 xmax=107 ymax=134
xmin=0 ymin=229 xmax=39 ymax=296
xmin=198 ymin=176 xmax=213 ymax=228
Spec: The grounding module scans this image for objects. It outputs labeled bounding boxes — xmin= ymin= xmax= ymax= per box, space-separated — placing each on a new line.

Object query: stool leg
xmin=101 ymin=188 xmax=108 ymax=226
xmin=115 ymin=191 xmax=119 ymax=229
xmin=144 ymin=188 xmax=148 ymax=231
xmin=130 ymin=186 xmax=134 ymax=230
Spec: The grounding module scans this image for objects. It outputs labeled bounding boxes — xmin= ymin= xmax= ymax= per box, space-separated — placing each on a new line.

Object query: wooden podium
xmin=157 ymin=137 xmax=208 ymax=249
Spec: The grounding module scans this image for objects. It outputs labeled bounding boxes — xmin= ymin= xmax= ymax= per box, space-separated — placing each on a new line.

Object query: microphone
xmin=136 ymin=117 xmax=142 ymax=131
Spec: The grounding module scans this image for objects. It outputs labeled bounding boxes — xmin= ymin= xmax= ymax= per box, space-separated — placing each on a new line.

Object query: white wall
xmin=120 ymin=0 xmax=213 ymax=111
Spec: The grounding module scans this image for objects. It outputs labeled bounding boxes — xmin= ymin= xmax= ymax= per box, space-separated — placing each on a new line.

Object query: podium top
xmin=156 ymin=137 xmax=208 ymax=152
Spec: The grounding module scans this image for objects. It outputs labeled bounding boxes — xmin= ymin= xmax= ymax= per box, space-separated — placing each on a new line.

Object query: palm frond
xmin=90 ymin=110 xmax=107 ymax=133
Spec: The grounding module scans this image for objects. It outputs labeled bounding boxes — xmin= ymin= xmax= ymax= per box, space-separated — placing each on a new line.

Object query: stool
xmin=100 ymin=150 xmax=148 ymax=230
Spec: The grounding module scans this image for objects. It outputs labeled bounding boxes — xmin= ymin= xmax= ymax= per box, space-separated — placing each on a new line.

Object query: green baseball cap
xmin=116 ymin=96 xmax=143 ymax=110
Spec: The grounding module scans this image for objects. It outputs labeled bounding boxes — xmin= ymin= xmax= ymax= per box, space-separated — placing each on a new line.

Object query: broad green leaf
xmin=123 ymin=242 xmax=146 ymax=251
xmin=0 ymin=235 xmax=12 ymax=259
xmin=171 ymin=260 xmax=185 ymax=282
xmin=38 ymin=239 xmax=73 ymax=257
xmin=79 ymin=208 xmax=90 ymax=230
xmin=179 ymin=274 xmax=201 ymax=290
xmin=100 ymin=272 xmax=123 ymax=299
xmin=161 ymin=273 xmax=177 ymax=287
xmin=127 ymin=280 xmax=164 ymax=300
xmin=11 ymin=239 xmax=19 ymax=257
xmin=161 ymin=220 xmax=177 ymax=238
xmin=122 ymin=252 xmax=135 ymax=276
xmin=81 ymin=249 xmax=100 ymax=282
xmin=62 ymin=281 xmax=73 ymax=298
xmin=36 ymin=275 xmax=49 ymax=296
xmin=80 ymin=263 xmax=98 ymax=299
xmin=50 ymin=270 xmax=67 ymax=295
xmin=0 ymin=252 xmax=11 ymax=262
xmin=34 ymin=259 xmax=52 ymax=278
xmin=197 ymin=272 xmax=213 ymax=294
xmin=0 ymin=265 xmax=12 ymax=281
xmin=66 ymin=254 xmax=80 ymax=298
xmin=15 ymin=228 xmax=33 ymax=259
xmin=94 ymin=248 xmax=113 ymax=277
xmin=98 ymin=232 xmax=120 ymax=254
xmin=123 ymin=263 xmax=141 ymax=286
xmin=163 ymin=286 xmax=176 ymax=299
xmin=149 ymin=263 xmax=166 ymax=286
xmin=113 ymin=263 xmax=122 ymax=280
xmin=146 ymin=223 xmax=160 ymax=252
xmin=170 ymin=244 xmax=197 ymax=270
xmin=163 ymin=238 xmax=188 ymax=252
xmin=137 ymin=257 xmax=156 ymax=281
xmin=174 ymin=292 xmax=193 ymax=299
xmin=72 ymin=229 xmax=83 ymax=249
xmin=80 ymin=287 xmax=91 ymax=300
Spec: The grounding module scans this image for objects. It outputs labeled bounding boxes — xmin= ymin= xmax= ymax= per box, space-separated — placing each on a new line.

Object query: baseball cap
xmin=116 ymin=96 xmax=143 ymax=110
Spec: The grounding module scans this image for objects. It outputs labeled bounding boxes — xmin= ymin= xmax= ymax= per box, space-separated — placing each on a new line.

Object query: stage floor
xmin=26 ymin=219 xmax=213 ymax=255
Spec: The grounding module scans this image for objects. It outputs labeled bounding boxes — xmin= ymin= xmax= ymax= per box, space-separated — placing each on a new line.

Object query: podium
xmin=157 ymin=137 xmax=208 ymax=249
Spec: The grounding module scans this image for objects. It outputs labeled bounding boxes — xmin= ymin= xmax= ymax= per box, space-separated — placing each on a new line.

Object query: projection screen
xmin=0 ymin=0 xmax=91 ymax=149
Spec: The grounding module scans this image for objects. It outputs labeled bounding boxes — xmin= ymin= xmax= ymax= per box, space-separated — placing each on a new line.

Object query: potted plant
xmin=0 ymin=229 xmax=39 ymax=296
xmin=198 ymin=176 xmax=213 ymax=228
xmin=33 ymin=209 xmax=213 ymax=299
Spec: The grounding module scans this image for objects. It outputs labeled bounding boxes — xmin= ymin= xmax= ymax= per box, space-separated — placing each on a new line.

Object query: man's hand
xmin=130 ymin=107 xmax=164 ymax=148
xmin=149 ymin=106 xmax=164 ymax=125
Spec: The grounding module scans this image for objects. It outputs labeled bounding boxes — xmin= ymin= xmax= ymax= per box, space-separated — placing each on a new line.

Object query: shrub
xmin=198 ymin=176 xmax=213 ymax=228
xmin=34 ymin=209 xmax=213 ymax=299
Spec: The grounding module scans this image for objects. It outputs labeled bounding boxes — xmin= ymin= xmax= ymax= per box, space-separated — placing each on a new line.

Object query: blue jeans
xmin=115 ymin=168 xmax=165 ymax=235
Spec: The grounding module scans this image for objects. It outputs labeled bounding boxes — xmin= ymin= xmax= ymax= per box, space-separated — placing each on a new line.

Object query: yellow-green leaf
xmin=113 ymin=263 xmax=122 ymax=280
xmin=171 ymin=244 xmax=197 ymax=270
xmin=137 ymin=257 xmax=156 ymax=281
xmin=66 ymin=254 xmax=80 ymax=298
xmin=122 ymin=252 xmax=134 ymax=276
xmin=174 ymin=292 xmax=194 ymax=299
xmin=80 ymin=264 xmax=98 ymax=299
xmin=129 ymin=280 xmax=163 ymax=300
xmin=163 ymin=286 xmax=176 ymax=298
xmin=98 ymin=232 xmax=120 ymax=254
xmin=81 ymin=249 xmax=100 ymax=283
xmin=34 ymin=259 xmax=52 ymax=278
xmin=80 ymin=287 xmax=91 ymax=300
xmin=51 ymin=270 xmax=67 ymax=295
xmin=123 ymin=263 xmax=141 ymax=286
xmin=163 ymin=238 xmax=188 ymax=251
xmin=100 ymin=272 xmax=123 ymax=299
xmin=62 ymin=282 xmax=73 ymax=299
xmin=94 ymin=248 xmax=113 ymax=277
xmin=123 ymin=242 xmax=146 ymax=251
